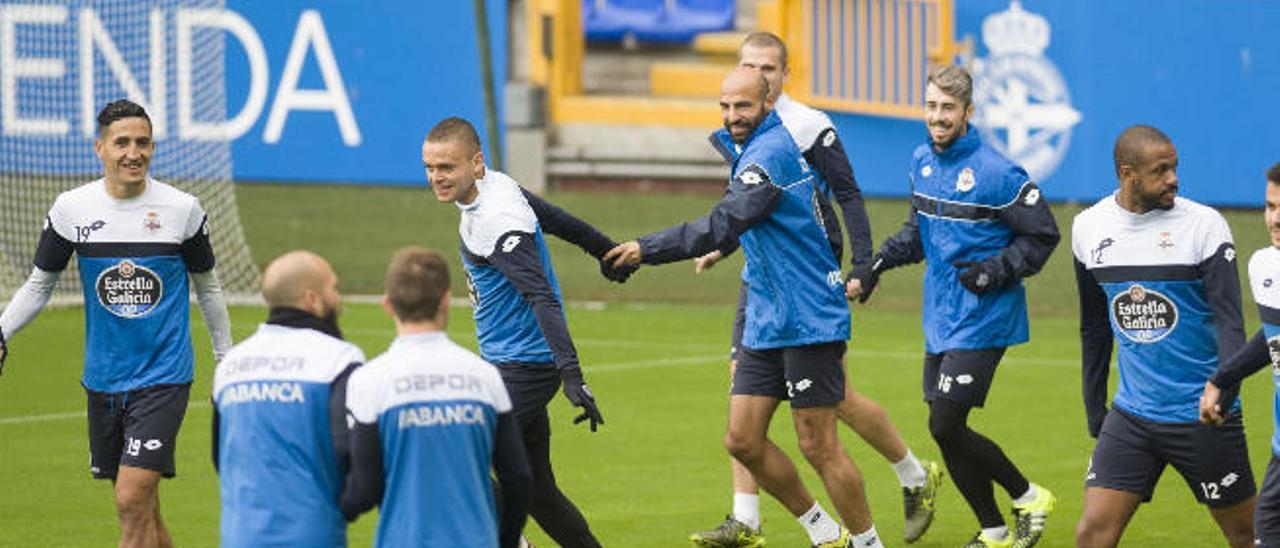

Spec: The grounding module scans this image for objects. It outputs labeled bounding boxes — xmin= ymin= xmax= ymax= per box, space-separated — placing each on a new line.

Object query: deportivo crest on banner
xmin=1111 ymin=284 xmax=1178 ymax=343
xmin=95 ymin=260 xmax=163 ymax=318
xmin=972 ymin=1 xmax=1081 ymax=183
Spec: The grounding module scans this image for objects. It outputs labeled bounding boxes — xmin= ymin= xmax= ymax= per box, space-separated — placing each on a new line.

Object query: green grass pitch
xmin=1 ymin=185 xmax=1277 ymax=546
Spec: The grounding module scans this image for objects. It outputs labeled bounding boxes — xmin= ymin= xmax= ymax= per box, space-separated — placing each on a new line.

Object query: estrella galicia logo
xmin=95 ymin=260 xmax=163 ymax=318
xmin=1111 ymin=284 xmax=1178 ymax=343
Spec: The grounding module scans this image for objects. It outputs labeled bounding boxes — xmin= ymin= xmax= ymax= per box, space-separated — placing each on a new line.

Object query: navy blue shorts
xmin=1086 ymin=407 xmax=1256 ymax=508
xmin=1257 ymin=456 xmax=1280 ymax=546
xmin=922 ymin=348 xmax=1004 ymax=408
xmin=86 ymin=383 xmax=190 ymax=480
xmin=494 ymin=362 xmax=560 ymax=423
xmin=732 ymin=341 xmax=846 ymax=408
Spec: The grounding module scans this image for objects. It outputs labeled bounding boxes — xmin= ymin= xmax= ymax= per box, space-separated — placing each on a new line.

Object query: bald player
xmin=606 ymin=67 xmax=883 ymax=548
xmin=212 ymin=250 xmax=365 ymax=547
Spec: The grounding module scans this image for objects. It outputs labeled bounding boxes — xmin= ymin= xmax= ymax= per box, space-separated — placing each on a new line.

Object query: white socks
xmin=799 ymin=502 xmax=842 ymax=545
xmin=852 ymin=525 xmax=884 ymax=547
xmin=732 ymin=493 xmax=761 ymax=530
xmin=982 ymin=525 xmax=1010 ymax=540
xmin=892 ymin=449 xmax=928 ymax=488
xmin=1013 ymin=484 xmax=1038 ymax=505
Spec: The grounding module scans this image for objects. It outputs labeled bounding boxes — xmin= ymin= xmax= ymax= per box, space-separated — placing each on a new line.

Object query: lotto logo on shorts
xmin=95 ymin=260 xmax=164 ymax=318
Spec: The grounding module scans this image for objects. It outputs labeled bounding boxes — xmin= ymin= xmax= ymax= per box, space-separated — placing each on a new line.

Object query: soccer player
xmin=212 ymin=250 xmax=364 ymax=547
xmin=341 ymin=247 xmax=531 ymax=548
xmin=0 ymin=99 xmax=232 ymax=547
xmin=1200 ymin=162 xmax=1280 ymax=547
xmin=606 ymin=67 xmax=884 ymax=548
xmin=866 ymin=64 xmax=1060 ymax=548
xmin=421 ymin=117 xmax=620 ymax=547
xmin=1074 ymin=125 xmax=1256 ymax=547
xmin=689 ymin=31 xmax=941 ymax=547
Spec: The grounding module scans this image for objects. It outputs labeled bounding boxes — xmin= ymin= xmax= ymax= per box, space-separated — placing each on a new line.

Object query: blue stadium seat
xmin=634 ymin=0 xmax=735 ymax=44
xmin=584 ymin=0 xmax=664 ymax=43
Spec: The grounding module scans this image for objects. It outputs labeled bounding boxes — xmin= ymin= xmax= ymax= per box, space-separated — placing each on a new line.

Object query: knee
xmin=724 ymin=431 xmax=761 ymax=464
xmin=114 ymin=486 xmax=155 ymax=523
xmin=1074 ymin=514 xmax=1118 ymax=548
xmin=928 ymin=409 xmax=965 ymax=447
xmin=795 ymin=429 xmax=838 ymax=465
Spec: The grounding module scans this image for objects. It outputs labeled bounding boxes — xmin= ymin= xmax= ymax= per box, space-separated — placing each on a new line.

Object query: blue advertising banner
xmin=0 ymin=0 xmax=506 ymax=186
xmin=225 ymin=0 xmax=506 ymax=185
xmin=832 ymin=0 xmax=1280 ymax=206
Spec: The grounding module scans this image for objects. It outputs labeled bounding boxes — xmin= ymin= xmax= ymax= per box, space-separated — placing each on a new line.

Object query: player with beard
xmin=1074 ymin=126 xmax=1256 ymax=547
xmin=866 ymin=64 xmax=1060 ymax=548
xmin=213 ymin=250 xmax=364 ymax=547
xmin=689 ymin=31 xmax=941 ymax=547
xmin=0 ymin=99 xmax=232 ymax=548
xmin=606 ymin=67 xmax=884 ymax=548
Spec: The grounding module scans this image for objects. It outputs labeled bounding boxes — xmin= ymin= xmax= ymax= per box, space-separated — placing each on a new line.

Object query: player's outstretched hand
xmin=954 ymin=259 xmax=1006 ymax=295
xmin=695 ymin=250 xmax=723 ymax=273
xmin=603 ymin=241 xmax=642 ymax=270
xmin=1199 ymin=381 xmax=1225 ymax=425
xmin=598 ymin=257 xmax=637 ymax=283
xmin=560 ymin=367 xmax=604 ymax=432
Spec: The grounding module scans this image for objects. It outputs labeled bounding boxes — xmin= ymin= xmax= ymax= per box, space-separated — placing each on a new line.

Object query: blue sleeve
xmin=636 ymin=164 xmax=781 ymax=265
xmin=806 ymin=129 xmax=873 ymax=268
xmin=487 ymin=231 xmax=580 ymax=372
xmin=340 ymin=419 xmax=383 ymax=521
xmin=1075 ymin=258 xmax=1112 ymax=438
xmin=520 ymin=188 xmax=615 ymax=258
xmin=1199 ymin=242 xmax=1246 ymax=365
xmin=988 ymin=180 xmax=1060 ymax=285
xmin=493 ymin=412 xmax=531 ymax=548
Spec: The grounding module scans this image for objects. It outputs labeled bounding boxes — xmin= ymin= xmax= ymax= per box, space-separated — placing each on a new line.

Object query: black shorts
xmin=1085 ymin=407 xmax=1256 ymax=508
xmin=732 ymin=341 xmax=846 ymax=408
xmin=922 ymin=348 xmax=1004 ymax=408
xmin=729 ymin=282 xmax=748 ymax=362
xmin=495 ymin=362 xmax=561 ymax=423
xmin=1259 ymin=456 xmax=1280 ymax=546
xmin=86 ymin=383 xmax=190 ymax=480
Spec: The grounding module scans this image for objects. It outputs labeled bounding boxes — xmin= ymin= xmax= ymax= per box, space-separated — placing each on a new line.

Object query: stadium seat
xmin=584 ymin=0 xmax=664 ymax=43
xmin=634 ymin=0 xmax=736 ymax=44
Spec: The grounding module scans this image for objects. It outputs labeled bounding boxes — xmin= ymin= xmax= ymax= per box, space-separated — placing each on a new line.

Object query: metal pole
xmin=473 ymin=0 xmax=503 ymax=169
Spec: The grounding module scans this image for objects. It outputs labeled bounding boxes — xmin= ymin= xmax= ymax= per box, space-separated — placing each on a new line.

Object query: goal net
xmin=0 ymin=0 xmax=260 ymax=305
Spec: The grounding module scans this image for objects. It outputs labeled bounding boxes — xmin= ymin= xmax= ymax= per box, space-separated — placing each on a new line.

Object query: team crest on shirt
xmin=956 ymin=167 xmax=976 ymax=192
xmin=95 ymin=259 xmax=164 ymax=318
xmin=143 ymin=212 xmax=162 ymax=233
xmin=921 ymin=165 xmax=933 ymax=177
xmin=1111 ymin=284 xmax=1178 ymax=343
xmin=1157 ymin=231 xmax=1174 ymax=250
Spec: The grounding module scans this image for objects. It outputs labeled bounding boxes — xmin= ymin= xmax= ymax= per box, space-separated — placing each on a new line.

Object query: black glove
xmin=0 ymin=328 xmax=7 ymax=376
xmin=598 ymin=257 xmax=637 ymax=283
xmin=560 ymin=366 xmax=604 ymax=432
xmin=847 ymin=255 xmax=884 ymax=304
xmin=953 ymin=259 xmax=1007 ymax=295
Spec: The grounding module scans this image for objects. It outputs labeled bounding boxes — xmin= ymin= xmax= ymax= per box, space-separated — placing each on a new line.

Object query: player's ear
xmin=471 ymin=149 xmax=485 ymax=179
xmin=379 ymin=294 xmax=394 ymax=318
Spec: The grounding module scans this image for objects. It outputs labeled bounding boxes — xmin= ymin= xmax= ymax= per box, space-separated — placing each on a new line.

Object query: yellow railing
xmin=778 ymin=0 xmax=960 ymax=119
xmin=527 ymin=0 xmax=958 ymax=125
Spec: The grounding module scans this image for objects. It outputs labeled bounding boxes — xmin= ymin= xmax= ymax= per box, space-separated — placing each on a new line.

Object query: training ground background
xmin=0 ymin=185 xmax=1276 ymax=546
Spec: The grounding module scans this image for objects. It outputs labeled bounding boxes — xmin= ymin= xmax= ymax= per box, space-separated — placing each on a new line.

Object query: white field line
xmin=0 ymin=348 xmax=1078 ymax=426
